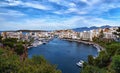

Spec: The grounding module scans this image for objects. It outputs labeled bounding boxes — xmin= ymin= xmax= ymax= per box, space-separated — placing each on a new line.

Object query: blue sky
xmin=0 ymin=0 xmax=120 ymax=30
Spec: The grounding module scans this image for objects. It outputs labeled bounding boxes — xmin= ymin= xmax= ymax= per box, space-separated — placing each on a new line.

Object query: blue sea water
xmin=28 ymin=38 xmax=98 ymax=73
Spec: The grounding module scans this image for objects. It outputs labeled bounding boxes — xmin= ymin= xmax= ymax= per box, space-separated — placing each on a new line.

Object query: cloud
xmin=1 ymin=0 xmax=52 ymax=10
xmin=0 ymin=18 xmax=73 ymax=30
xmin=1 ymin=15 xmax=119 ymax=31
xmin=66 ymin=8 xmax=88 ymax=14
xmin=0 ymin=0 xmax=120 ymax=30
xmin=53 ymin=6 xmax=88 ymax=15
xmin=69 ymin=2 xmax=76 ymax=7
xmin=79 ymin=0 xmax=100 ymax=6
xmin=71 ymin=16 xmax=120 ymax=27
xmin=23 ymin=2 xmax=50 ymax=10
xmin=51 ymin=0 xmax=120 ymax=16
xmin=0 ymin=8 xmax=25 ymax=17
xmin=48 ymin=0 xmax=76 ymax=8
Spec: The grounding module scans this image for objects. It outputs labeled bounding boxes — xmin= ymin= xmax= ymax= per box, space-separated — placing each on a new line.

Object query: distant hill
xmin=73 ymin=25 xmax=112 ymax=32
xmin=17 ymin=30 xmax=47 ymax=32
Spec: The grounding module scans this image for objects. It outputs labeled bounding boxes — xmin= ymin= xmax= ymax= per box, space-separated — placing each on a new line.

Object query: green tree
xmin=81 ymin=65 xmax=107 ymax=73
xmin=106 ymin=43 xmax=120 ymax=56
xmin=0 ymin=48 xmax=61 ymax=73
xmin=88 ymin=55 xmax=94 ymax=65
xmin=111 ymin=55 xmax=120 ymax=73
xmin=14 ymin=44 xmax=24 ymax=55
xmin=0 ymin=35 xmax=2 ymax=42
xmin=94 ymin=51 xmax=110 ymax=68
xmin=2 ymin=38 xmax=17 ymax=48
xmin=115 ymin=48 xmax=120 ymax=55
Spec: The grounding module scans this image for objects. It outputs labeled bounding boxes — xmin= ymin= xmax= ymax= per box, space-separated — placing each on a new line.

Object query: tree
xmin=111 ymin=55 xmax=120 ymax=73
xmin=2 ymin=38 xmax=17 ymax=48
xmin=88 ymin=55 xmax=94 ymax=65
xmin=115 ymin=48 xmax=120 ymax=55
xmin=94 ymin=51 xmax=110 ymax=68
xmin=0 ymin=35 xmax=2 ymax=42
xmin=0 ymin=48 xmax=61 ymax=73
xmin=106 ymin=43 xmax=120 ymax=56
xmin=81 ymin=65 xmax=107 ymax=73
xmin=14 ymin=44 xmax=24 ymax=55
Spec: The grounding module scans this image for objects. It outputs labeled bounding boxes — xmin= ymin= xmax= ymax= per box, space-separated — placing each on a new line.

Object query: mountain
xmin=73 ymin=25 xmax=112 ymax=32
xmin=100 ymin=25 xmax=111 ymax=28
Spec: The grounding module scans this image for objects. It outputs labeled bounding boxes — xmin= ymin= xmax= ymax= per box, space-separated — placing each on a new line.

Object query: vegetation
xmin=1 ymin=38 xmax=26 ymax=55
xmin=0 ymin=36 xmax=61 ymax=73
xmin=0 ymin=48 xmax=61 ymax=73
xmin=0 ymin=36 xmax=2 ymax=42
xmin=81 ymin=30 xmax=120 ymax=73
xmin=111 ymin=55 xmax=120 ymax=73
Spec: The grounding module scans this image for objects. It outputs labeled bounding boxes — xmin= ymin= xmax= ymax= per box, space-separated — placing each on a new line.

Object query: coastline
xmin=27 ymin=37 xmax=105 ymax=54
xmin=60 ymin=38 xmax=105 ymax=53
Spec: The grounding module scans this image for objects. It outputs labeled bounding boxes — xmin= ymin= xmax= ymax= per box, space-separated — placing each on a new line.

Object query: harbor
xmin=28 ymin=36 xmax=54 ymax=48
xmin=28 ymin=38 xmax=98 ymax=73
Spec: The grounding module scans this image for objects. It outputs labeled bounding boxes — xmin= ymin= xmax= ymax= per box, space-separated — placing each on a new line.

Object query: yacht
xmin=76 ymin=60 xmax=84 ymax=67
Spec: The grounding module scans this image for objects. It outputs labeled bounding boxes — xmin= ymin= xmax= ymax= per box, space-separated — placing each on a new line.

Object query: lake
xmin=28 ymin=38 xmax=98 ymax=73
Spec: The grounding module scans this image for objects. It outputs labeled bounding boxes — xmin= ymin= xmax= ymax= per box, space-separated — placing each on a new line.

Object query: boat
xmin=42 ymin=40 xmax=47 ymax=44
xmin=76 ymin=60 xmax=84 ymax=67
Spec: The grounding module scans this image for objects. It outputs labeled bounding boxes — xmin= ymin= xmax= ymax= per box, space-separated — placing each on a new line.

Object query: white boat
xmin=76 ymin=60 xmax=84 ymax=67
xmin=38 ymin=41 xmax=43 ymax=45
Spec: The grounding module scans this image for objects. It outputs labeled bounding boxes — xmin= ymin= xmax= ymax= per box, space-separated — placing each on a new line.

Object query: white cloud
xmin=79 ymin=0 xmax=100 ymax=6
xmin=8 ymin=0 xmax=21 ymax=6
xmin=53 ymin=7 xmax=88 ymax=15
xmin=21 ymin=13 xmax=120 ymax=28
xmin=48 ymin=0 xmax=76 ymax=8
xmin=53 ymin=11 xmax=63 ymax=14
xmin=24 ymin=2 xmax=50 ymax=10
xmin=70 ymin=16 xmax=120 ymax=27
xmin=48 ymin=0 xmax=61 ymax=4
xmin=0 ymin=0 xmax=51 ymax=10
xmin=67 ymin=8 xmax=77 ymax=12
xmin=52 ymin=0 xmax=120 ymax=16
xmin=0 ymin=8 xmax=25 ymax=17
xmin=69 ymin=2 xmax=76 ymax=7
xmin=1 ymin=15 xmax=119 ymax=31
xmin=2 ymin=0 xmax=120 ymax=15
xmin=0 ymin=0 xmax=120 ymax=30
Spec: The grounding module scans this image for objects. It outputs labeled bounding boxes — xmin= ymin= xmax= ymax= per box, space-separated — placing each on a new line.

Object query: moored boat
xmin=76 ymin=60 xmax=84 ymax=67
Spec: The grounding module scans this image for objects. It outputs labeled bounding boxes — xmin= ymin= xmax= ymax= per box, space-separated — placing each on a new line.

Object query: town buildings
xmin=0 ymin=27 xmax=119 ymax=42
xmin=57 ymin=27 xmax=118 ymax=41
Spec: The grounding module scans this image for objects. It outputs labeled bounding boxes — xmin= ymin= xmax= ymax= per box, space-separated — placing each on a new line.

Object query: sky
xmin=0 ymin=0 xmax=120 ymax=30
